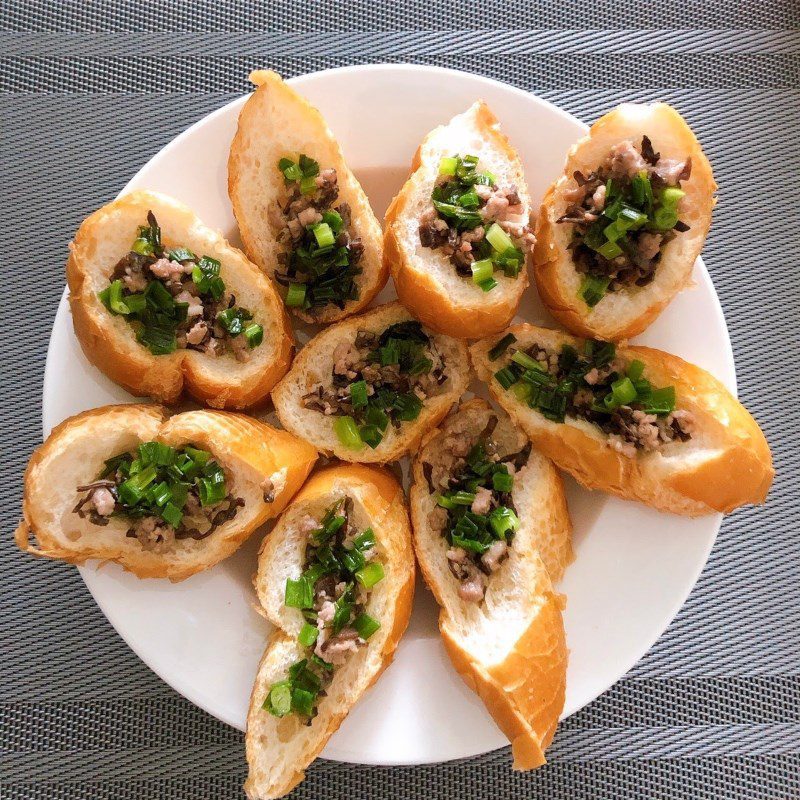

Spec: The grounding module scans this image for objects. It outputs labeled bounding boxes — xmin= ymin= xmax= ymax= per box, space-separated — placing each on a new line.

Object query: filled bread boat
xmin=67 ymin=190 xmax=293 ymax=408
xmin=534 ymin=103 xmax=715 ymax=340
xmin=16 ymin=405 xmax=317 ymax=580
xmin=229 ymin=70 xmax=387 ymax=324
xmin=245 ymin=464 xmax=414 ymax=798
xmin=410 ymin=399 xmax=573 ymax=768
xmin=471 ymin=325 xmax=773 ymax=515
xmin=384 ymin=101 xmax=534 ymax=338
xmin=272 ymin=302 xmax=470 ymax=462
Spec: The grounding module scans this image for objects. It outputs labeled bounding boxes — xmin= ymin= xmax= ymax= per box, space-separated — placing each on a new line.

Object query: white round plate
xmin=42 ymin=64 xmax=733 ymax=765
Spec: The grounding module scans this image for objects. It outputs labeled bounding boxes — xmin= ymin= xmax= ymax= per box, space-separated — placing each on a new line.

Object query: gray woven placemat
xmin=2 ymin=2 xmax=799 ymax=798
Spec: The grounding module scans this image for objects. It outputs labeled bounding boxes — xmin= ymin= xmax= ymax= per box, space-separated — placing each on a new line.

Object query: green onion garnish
xmin=355 ymin=562 xmax=385 ymax=589
xmin=492 ymin=471 xmax=514 ymax=493
xmin=349 ymin=380 xmax=368 ymax=409
xmin=311 ymin=222 xmax=335 ymax=248
xmin=285 ymin=282 xmax=307 ymax=308
xmin=494 ymin=367 xmax=519 ymax=390
xmin=298 ymin=623 xmax=319 ymax=647
xmin=485 ymin=223 xmax=514 ymax=253
xmin=264 ymin=680 xmax=292 ymax=716
xmin=352 ymin=613 xmax=381 ymax=640
xmin=334 ymin=416 xmax=364 ymax=450
xmin=285 ymin=577 xmax=313 ymax=609
xmin=470 ymin=259 xmax=494 ymax=287
xmin=488 ymin=333 xmax=517 ymax=361
xmin=244 ymin=323 xmax=264 ymax=348
xmin=438 ymin=156 xmax=458 ymax=176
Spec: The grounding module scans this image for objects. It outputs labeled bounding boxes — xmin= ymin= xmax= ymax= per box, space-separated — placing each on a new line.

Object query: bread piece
xmin=471 ymin=325 xmax=773 ymax=515
xmin=15 ymin=405 xmax=317 ymax=580
xmin=228 ymin=70 xmax=387 ymax=324
xmin=245 ymin=464 xmax=415 ymax=799
xmin=410 ymin=400 xmax=572 ymax=769
xmin=384 ymin=101 xmax=533 ymax=339
xmin=272 ymin=302 xmax=470 ymax=463
xmin=67 ymin=190 xmax=293 ymax=408
xmin=534 ymin=103 xmax=716 ymax=340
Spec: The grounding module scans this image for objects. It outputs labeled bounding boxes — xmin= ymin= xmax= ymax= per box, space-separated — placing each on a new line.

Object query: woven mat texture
xmin=1 ymin=2 xmax=799 ymax=798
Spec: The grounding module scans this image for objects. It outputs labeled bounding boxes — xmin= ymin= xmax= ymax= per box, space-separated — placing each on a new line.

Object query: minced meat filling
xmin=73 ymin=441 xmax=244 ymax=552
xmin=422 ymin=415 xmax=530 ymax=604
xmin=418 ymin=154 xmax=534 ymax=291
xmin=557 ymin=136 xmax=692 ymax=307
xmin=491 ymin=335 xmax=695 ymax=456
xmin=264 ymin=499 xmax=384 ymax=721
xmin=272 ymin=154 xmax=364 ymax=313
xmin=302 ymin=321 xmax=447 ymax=450
xmin=100 ymin=212 xmax=263 ymax=360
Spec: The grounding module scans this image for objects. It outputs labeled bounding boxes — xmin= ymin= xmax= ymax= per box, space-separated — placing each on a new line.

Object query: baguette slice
xmin=411 ymin=400 xmax=572 ymax=769
xmin=228 ymin=70 xmax=387 ymax=324
xmin=15 ymin=405 xmax=317 ymax=580
xmin=245 ymin=464 xmax=415 ymax=799
xmin=272 ymin=302 xmax=470 ymax=463
xmin=67 ymin=190 xmax=293 ymax=408
xmin=471 ymin=325 xmax=773 ymax=515
xmin=534 ymin=103 xmax=716 ymax=340
xmin=384 ymin=101 xmax=532 ymax=339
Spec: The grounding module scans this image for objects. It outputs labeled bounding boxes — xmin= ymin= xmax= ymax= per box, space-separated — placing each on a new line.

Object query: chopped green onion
xmin=138 ymin=441 xmax=175 ymax=466
xmin=488 ymin=333 xmax=517 ymax=361
xmin=611 ymin=376 xmax=637 ymax=406
xmin=334 ymin=416 xmax=364 ymax=450
xmin=321 ymin=209 xmax=343 ymax=234
xmin=278 ymin=157 xmax=303 ymax=182
xmin=627 ymin=359 xmax=645 ymax=382
xmin=353 ymin=529 xmax=376 ymax=551
xmin=285 ymin=577 xmax=313 ymax=609
xmin=489 ymin=506 xmax=519 ymax=539
xmin=359 ymin=424 xmax=383 ymax=449
xmin=596 ymin=240 xmax=623 ymax=260
xmin=198 ymin=473 xmax=226 ymax=506
xmin=118 ymin=465 xmax=158 ymax=505
xmin=285 ymin=282 xmax=307 ymax=308
xmin=492 ymin=471 xmax=514 ymax=493
xmin=470 ymin=259 xmax=494 ymax=286
xmin=436 ymin=494 xmax=457 ymax=510
xmin=341 ymin=547 xmax=366 ymax=573
xmin=311 ymin=222 xmax=335 ymax=248
xmin=300 ymin=175 xmax=318 ymax=195
xmin=478 ymin=277 xmax=498 ymax=292
xmin=264 ymin=680 xmax=292 ymax=716
xmin=355 ymin=561 xmax=385 ymax=589
xmin=485 ymin=223 xmax=515 ymax=253
xmin=511 ymin=350 xmax=540 ymax=371
xmin=352 ymin=613 xmax=381 ymax=640
xmin=298 ymin=623 xmax=319 ymax=647
xmin=450 ymin=491 xmax=476 ymax=506
xmin=98 ymin=279 xmax=131 ymax=315
xmin=161 ymin=502 xmax=183 ymax=528
xmin=244 ymin=323 xmax=263 ymax=348
xmin=644 ymin=386 xmax=676 ymax=415
xmin=291 ymin=688 xmax=316 ymax=717
xmin=511 ymin=382 xmax=533 ymax=402
xmin=495 ymin=367 xmax=519 ymax=390
xmin=438 ymin=156 xmax=458 ymax=176
xmin=451 ymin=535 xmax=489 ymax=554
xmin=457 ymin=190 xmax=481 ymax=209
xmin=349 ymin=380 xmax=368 ymax=409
